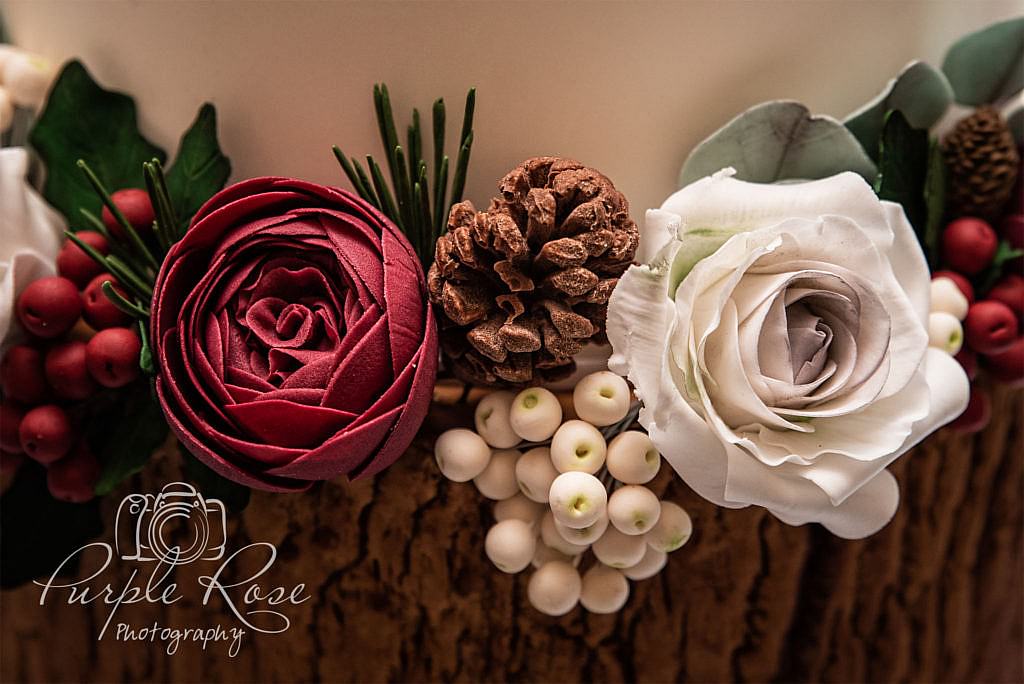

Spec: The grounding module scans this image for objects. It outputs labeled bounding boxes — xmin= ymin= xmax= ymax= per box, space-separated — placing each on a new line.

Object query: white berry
xmin=494 ymin=493 xmax=544 ymax=528
xmin=509 ymin=387 xmax=562 ymax=441
xmin=540 ymin=511 xmax=588 ymax=556
xmin=928 ymin=311 xmax=963 ymax=355
xmin=434 ymin=428 xmax=491 ymax=482
xmin=0 ymin=87 xmax=12 ymax=134
xmin=550 ymin=420 xmax=607 ymax=474
xmin=485 ymin=519 xmax=536 ymax=573
xmin=528 ymin=561 xmax=581 ymax=616
xmin=606 ymin=430 xmax=660 ymax=484
xmin=572 ymin=371 xmax=630 ymax=426
xmin=555 ymin=511 xmax=608 ymax=546
xmin=931 ymin=277 xmax=969 ymax=321
xmin=475 ymin=391 xmax=521 ymax=448
xmin=580 ymin=564 xmax=630 ymax=614
xmin=622 ymin=546 xmax=667 ymax=580
xmin=473 ymin=449 xmax=521 ymax=500
xmin=515 ymin=446 xmax=559 ymax=503
xmin=646 ymin=501 xmax=693 ymax=552
xmin=532 ymin=541 xmax=576 ymax=569
xmin=607 ymin=485 xmax=661 ymax=536
xmin=2 ymin=52 xmax=54 ymax=110
xmin=548 ymin=471 xmax=608 ymax=529
xmin=592 ymin=526 xmax=647 ymax=568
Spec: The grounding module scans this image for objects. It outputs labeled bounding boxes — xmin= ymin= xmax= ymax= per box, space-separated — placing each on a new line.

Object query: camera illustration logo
xmin=115 ymin=482 xmax=227 ymax=564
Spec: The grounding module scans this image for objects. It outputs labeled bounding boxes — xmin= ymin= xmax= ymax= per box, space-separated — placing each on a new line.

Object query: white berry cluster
xmin=434 ymin=371 xmax=693 ymax=616
xmin=928 ymin=276 xmax=969 ymax=355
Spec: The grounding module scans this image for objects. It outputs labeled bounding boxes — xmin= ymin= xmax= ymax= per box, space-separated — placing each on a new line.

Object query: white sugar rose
xmin=0 ymin=147 xmax=66 ymax=351
xmin=607 ymin=169 xmax=969 ymax=539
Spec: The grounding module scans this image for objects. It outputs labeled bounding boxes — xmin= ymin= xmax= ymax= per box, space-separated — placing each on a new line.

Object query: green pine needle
xmin=332 ymin=84 xmax=477 ymax=267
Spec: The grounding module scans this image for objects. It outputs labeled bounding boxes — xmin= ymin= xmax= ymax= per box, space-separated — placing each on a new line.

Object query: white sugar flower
xmin=606 ymin=169 xmax=968 ymax=539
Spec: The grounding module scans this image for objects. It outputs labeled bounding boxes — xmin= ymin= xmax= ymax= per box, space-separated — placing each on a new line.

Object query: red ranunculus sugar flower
xmin=151 ymin=178 xmax=438 ymax=491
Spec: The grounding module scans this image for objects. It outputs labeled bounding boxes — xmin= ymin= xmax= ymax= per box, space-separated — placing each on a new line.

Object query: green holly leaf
xmin=845 ymin=61 xmax=953 ymax=163
xmin=942 ymin=17 xmax=1024 ymax=106
xmin=679 ymin=101 xmax=876 ymax=187
xmin=165 ymin=103 xmax=231 ymax=232
xmin=875 ymin=110 xmax=929 ymax=243
xmin=29 ymin=60 xmax=167 ymax=224
xmin=92 ymin=383 xmax=170 ymax=496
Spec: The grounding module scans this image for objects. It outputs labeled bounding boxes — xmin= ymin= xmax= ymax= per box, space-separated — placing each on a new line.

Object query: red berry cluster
xmin=939 ymin=167 xmax=1024 ymax=434
xmin=1 ymin=189 xmax=153 ymax=501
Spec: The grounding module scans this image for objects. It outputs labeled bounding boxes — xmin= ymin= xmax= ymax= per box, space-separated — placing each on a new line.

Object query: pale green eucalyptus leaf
xmin=942 ymin=17 xmax=1024 ymax=106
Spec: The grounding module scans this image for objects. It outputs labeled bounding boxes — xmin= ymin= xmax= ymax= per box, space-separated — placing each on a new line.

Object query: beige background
xmin=3 ymin=0 xmax=1020 ymax=215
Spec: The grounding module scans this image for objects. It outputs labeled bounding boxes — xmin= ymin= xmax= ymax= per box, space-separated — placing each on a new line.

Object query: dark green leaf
xmin=978 ymin=240 xmax=1024 ymax=293
xmin=942 ymin=17 xmax=1024 ymax=106
xmin=875 ymin=110 xmax=929 ymax=241
xmin=1 ymin=461 xmax=103 ymax=588
xmin=922 ymin=140 xmax=947 ymax=269
xmin=138 ymin=319 xmax=154 ymax=375
xmin=92 ymin=382 xmax=169 ymax=496
xmin=165 ymin=103 xmax=231 ymax=231
xmin=182 ymin=453 xmax=251 ymax=512
xmin=29 ymin=60 xmax=166 ymax=224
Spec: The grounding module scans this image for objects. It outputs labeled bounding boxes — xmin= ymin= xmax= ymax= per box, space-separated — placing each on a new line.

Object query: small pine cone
xmin=428 ymin=157 xmax=638 ymax=386
xmin=943 ymin=106 xmax=1021 ymax=221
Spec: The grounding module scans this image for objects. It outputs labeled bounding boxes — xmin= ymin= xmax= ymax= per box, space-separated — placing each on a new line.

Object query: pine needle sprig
xmin=334 ymin=84 xmax=477 ymax=271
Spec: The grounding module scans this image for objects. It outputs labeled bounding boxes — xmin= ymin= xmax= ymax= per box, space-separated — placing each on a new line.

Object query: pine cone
xmin=943 ymin=106 xmax=1021 ymax=221
xmin=427 ymin=157 xmax=638 ymax=386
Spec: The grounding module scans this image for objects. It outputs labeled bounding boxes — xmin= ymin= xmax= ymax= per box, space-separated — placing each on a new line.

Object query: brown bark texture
xmin=1 ymin=385 xmax=1021 ymax=684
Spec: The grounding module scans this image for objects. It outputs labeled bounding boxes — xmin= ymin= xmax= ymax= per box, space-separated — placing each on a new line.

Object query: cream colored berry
xmin=646 ymin=501 xmax=693 ymax=552
xmin=928 ymin=311 xmax=963 ymax=355
xmin=473 ymin=449 xmax=521 ymax=500
xmin=509 ymin=387 xmax=562 ymax=441
xmin=548 ymin=471 xmax=608 ymax=529
xmin=550 ymin=420 xmax=607 ymax=474
xmin=606 ymin=430 xmax=660 ymax=484
xmin=494 ymin=493 xmax=544 ymax=528
xmin=528 ymin=561 xmax=582 ymax=616
xmin=475 ymin=391 xmax=521 ymax=448
xmin=930 ymin=277 xmax=969 ymax=321
xmin=580 ymin=564 xmax=630 ymax=614
xmin=540 ymin=511 xmax=588 ymax=556
xmin=515 ymin=447 xmax=559 ymax=503
xmin=531 ymin=541 xmax=577 ymax=569
xmin=2 ymin=52 xmax=54 ymax=109
xmin=607 ymin=485 xmax=661 ymax=535
xmin=485 ymin=519 xmax=536 ymax=574
xmin=592 ymin=526 xmax=647 ymax=568
xmin=434 ymin=428 xmax=491 ymax=482
xmin=622 ymin=546 xmax=667 ymax=580
xmin=572 ymin=371 xmax=630 ymax=426
xmin=555 ymin=510 xmax=608 ymax=546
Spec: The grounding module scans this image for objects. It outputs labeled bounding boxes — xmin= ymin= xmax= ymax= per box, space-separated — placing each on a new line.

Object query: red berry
xmin=0 ymin=451 xmax=24 ymax=477
xmin=19 ymin=404 xmax=73 ymax=464
xmin=988 ymin=274 xmax=1024 ymax=321
xmin=1001 ymin=214 xmax=1024 ymax=250
xmin=47 ymin=443 xmax=99 ymax=503
xmin=932 ymin=270 xmax=975 ymax=304
xmin=85 ymin=327 xmax=141 ymax=388
xmin=948 ymin=387 xmax=991 ymax=434
xmin=942 ymin=217 xmax=999 ymax=275
xmin=82 ymin=273 xmax=132 ymax=330
xmin=15 ymin=276 xmax=82 ymax=339
xmin=954 ymin=347 xmax=978 ymax=381
xmin=44 ymin=340 xmax=97 ymax=401
xmin=0 ymin=401 xmax=25 ymax=453
xmin=964 ymin=300 xmax=1018 ymax=354
xmin=56 ymin=231 xmax=109 ymax=288
xmin=0 ymin=344 xmax=49 ymax=404
xmin=101 ymin=189 xmax=154 ymax=240
xmin=984 ymin=337 xmax=1024 ymax=386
